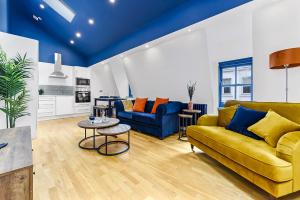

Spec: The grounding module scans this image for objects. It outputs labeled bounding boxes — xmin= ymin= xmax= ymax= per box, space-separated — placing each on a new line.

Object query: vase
xmin=188 ymin=101 xmax=193 ymax=110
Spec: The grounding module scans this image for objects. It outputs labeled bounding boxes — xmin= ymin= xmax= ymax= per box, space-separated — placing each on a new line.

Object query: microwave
xmin=76 ymin=78 xmax=90 ymax=86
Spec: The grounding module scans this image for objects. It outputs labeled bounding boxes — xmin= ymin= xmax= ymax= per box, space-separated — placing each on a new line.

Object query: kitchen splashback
xmin=39 ymin=85 xmax=74 ymax=96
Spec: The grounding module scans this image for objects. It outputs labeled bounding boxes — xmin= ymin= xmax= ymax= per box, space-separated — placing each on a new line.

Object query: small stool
xmin=93 ymin=105 xmax=109 ymax=117
xmin=178 ymin=114 xmax=193 ymax=141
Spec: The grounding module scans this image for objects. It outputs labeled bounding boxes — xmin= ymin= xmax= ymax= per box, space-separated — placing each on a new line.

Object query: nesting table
xmin=182 ymin=109 xmax=202 ymax=125
xmin=77 ymin=118 xmax=120 ymax=150
xmin=77 ymin=118 xmax=131 ymax=156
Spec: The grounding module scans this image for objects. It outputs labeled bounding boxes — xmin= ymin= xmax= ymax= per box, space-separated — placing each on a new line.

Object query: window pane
xmin=222 ymin=67 xmax=235 ymax=85
xmin=221 ymin=86 xmax=235 ymax=104
xmin=237 ymin=65 xmax=251 ymax=84
xmin=236 ymin=86 xmax=252 ymax=101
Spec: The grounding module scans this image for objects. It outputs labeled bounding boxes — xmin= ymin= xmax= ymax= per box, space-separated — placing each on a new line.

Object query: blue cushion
xmin=132 ymin=112 xmax=159 ymax=126
xmin=226 ymin=106 xmax=266 ymax=140
xmin=118 ymin=111 xmax=134 ymax=120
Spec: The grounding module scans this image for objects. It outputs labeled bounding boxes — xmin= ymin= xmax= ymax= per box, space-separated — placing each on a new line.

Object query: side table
xmin=182 ymin=109 xmax=202 ymax=125
xmin=178 ymin=114 xmax=193 ymax=141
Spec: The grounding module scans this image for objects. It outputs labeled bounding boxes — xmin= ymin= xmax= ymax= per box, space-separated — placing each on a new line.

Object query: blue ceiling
xmin=7 ymin=0 xmax=252 ymax=66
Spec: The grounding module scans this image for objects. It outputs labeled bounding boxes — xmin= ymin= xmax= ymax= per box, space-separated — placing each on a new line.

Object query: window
xmin=219 ymin=58 xmax=253 ymax=107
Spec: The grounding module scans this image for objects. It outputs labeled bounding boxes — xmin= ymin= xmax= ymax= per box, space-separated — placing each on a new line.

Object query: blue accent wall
xmin=7 ymin=2 xmax=87 ymax=67
xmin=0 ymin=0 xmax=8 ymax=32
xmin=88 ymin=0 xmax=251 ymax=65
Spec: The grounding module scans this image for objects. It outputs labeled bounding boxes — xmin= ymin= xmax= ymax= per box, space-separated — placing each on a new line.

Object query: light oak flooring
xmin=33 ymin=116 xmax=300 ymax=200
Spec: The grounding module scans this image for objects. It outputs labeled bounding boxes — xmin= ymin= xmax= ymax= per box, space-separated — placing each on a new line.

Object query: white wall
xmin=109 ymin=59 xmax=129 ymax=97
xmin=253 ymin=0 xmax=300 ymax=102
xmin=38 ymin=62 xmax=74 ymax=86
xmin=90 ymin=63 xmax=119 ymax=99
xmin=0 ymin=32 xmax=39 ymax=138
xmin=121 ymin=29 xmax=214 ymax=112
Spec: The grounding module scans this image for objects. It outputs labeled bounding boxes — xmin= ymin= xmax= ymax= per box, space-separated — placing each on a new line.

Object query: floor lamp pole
xmin=284 ymin=64 xmax=289 ymax=102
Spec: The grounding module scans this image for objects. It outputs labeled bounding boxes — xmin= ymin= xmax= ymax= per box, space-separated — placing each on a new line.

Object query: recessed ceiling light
xmin=109 ymin=0 xmax=116 ymax=4
xmin=88 ymin=18 xmax=94 ymax=25
xmin=40 ymin=4 xmax=45 ymax=9
xmin=188 ymin=28 xmax=192 ymax=32
xmin=145 ymin=44 xmax=150 ymax=48
xmin=120 ymin=54 xmax=124 ymax=58
xmin=75 ymin=32 xmax=81 ymax=38
xmin=70 ymin=40 xmax=75 ymax=44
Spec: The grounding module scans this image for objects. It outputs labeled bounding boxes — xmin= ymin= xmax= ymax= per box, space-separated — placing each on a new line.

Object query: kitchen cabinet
xmin=38 ymin=96 xmax=56 ymax=118
xmin=55 ymin=96 xmax=74 ymax=116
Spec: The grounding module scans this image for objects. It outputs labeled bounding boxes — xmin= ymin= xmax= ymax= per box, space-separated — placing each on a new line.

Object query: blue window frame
xmin=219 ymin=57 xmax=253 ymax=107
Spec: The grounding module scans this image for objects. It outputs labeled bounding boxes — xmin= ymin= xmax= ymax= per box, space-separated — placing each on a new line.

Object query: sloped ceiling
xmin=8 ymin=0 xmax=252 ymax=66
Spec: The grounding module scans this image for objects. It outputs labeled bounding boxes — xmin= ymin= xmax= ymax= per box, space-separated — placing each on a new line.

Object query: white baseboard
xmin=38 ymin=113 xmax=89 ymax=121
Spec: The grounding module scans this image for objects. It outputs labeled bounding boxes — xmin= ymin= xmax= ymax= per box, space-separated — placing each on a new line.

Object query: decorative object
xmin=270 ymin=47 xmax=300 ymax=102
xmin=248 ymin=110 xmax=300 ymax=147
xmin=151 ymin=97 xmax=169 ymax=114
xmin=38 ymin=89 xmax=44 ymax=95
xmin=0 ymin=49 xmax=32 ymax=128
xmin=226 ymin=106 xmax=265 ymax=140
xmin=187 ymin=81 xmax=196 ymax=110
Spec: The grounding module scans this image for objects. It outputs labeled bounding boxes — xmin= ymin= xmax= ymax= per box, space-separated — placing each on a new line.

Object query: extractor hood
xmin=49 ymin=53 xmax=68 ymax=79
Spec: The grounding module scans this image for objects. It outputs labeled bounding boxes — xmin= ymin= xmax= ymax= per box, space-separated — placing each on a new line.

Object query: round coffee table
xmin=97 ymin=124 xmax=131 ymax=156
xmin=77 ymin=118 xmax=120 ymax=150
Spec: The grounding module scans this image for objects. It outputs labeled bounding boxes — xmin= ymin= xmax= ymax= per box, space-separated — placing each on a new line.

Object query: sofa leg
xmin=191 ymin=144 xmax=194 ymax=152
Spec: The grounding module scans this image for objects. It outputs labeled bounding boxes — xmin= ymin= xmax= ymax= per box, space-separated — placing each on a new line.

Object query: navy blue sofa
xmin=115 ymin=100 xmax=182 ymax=139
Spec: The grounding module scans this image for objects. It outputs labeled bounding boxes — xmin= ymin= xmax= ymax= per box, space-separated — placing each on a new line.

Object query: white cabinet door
xmin=55 ymin=96 xmax=74 ymax=115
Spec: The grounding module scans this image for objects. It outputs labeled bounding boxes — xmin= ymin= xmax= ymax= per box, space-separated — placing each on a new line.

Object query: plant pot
xmin=188 ymin=101 xmax=193 ymax=110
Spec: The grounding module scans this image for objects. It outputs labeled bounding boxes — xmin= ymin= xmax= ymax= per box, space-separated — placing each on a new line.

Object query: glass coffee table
xmin=77 ymin=118 xmax=120 ymax=150
xmin=97 ymin=124 xmax=131 ymax=156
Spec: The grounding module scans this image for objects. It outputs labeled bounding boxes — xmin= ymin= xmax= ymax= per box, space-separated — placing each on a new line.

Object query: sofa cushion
xmin=151 ymin=97 xmax=169 ymax=114
xmin=248 ymin=110 xmax=300 ymax=147
xmin=226 ymin=106 xmax=266 ymax=140
xmin=132 ymin=112 xmax=159 ymax=126
xmin=218 ymin=105 xmax=239 ymax=127
xmin=133 ymin=98 xmax=148 ymax=112
xmin=187 ymin=125 xmax=292 ymax=182
xmin=118 ymin=111 xmax=134 ymax=120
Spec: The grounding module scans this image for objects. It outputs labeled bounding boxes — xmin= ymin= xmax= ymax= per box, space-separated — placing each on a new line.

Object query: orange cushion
xmin=151 ymin=97 xmax=169 ymax=114
xmin=133 ymin=98 xmax=148 ymax=112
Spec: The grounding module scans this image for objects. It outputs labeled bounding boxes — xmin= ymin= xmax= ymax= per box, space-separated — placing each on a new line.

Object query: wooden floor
xmin=33 ymin=116 xmax=300 ymax=200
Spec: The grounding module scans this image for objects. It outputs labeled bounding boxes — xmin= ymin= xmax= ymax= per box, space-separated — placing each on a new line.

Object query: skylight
xmin=43 ymin=0 xmax=76 ymax=23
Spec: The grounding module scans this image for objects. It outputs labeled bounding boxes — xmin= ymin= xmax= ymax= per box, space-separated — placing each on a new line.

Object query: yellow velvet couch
xmin=187 ymin=100 xmax=300 ymax=198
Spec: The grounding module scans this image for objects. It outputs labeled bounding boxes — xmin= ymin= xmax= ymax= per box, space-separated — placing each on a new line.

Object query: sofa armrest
xmin=156 ymin=102 xmax=182 ymax=117
xmin=114 ymin=100 xmax=125 ymax=114
xmin=197 ymin=115 xmax=218 ymax=126
xmin=277 ymin=131 xmax=300 ymax=191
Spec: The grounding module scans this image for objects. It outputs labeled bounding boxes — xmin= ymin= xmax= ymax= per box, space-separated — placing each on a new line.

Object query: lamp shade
xmin=269 ymin=47 xmax=300 ymax=69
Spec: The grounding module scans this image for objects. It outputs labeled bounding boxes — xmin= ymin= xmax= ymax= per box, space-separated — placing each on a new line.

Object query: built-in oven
xmin=76 ymin=78 xmax=90 ymax=86
xmin=75 ymin=91 xmax=91 ymax=103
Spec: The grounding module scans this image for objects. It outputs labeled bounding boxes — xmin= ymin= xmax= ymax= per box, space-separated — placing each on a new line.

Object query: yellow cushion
xmin=217 ymin=105 xmax=239 ymax=127
xmin=248 ymin=110 xmax=300 ymax=147
xmin=122 ymin=100 xmax=133 ymax=112
xmin=187 ymin=125 xmax=292 ymax=182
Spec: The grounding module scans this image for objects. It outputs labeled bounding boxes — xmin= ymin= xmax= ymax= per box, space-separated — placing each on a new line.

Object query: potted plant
xmin=0 ymin=49 xmax=32 ymax=128
xmin=187 ymin=81 xmax=196 ymax=110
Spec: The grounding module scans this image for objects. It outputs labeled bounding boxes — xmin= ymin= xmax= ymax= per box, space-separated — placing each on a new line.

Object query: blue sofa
xmin=115 ymin=100 xmax=182 ymax=139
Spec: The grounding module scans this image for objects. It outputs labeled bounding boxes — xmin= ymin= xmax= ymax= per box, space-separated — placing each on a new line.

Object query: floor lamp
xmin=269 ymin=47 xmax=300 ymax=102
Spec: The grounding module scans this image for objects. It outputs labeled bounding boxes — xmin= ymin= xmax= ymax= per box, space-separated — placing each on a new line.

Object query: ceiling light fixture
xmin=188 ymin=28 xmax=192 ymax=32
xmin=109 ymin=0 xmax=116 ymax=4
xmin=145 ymin=44 xmax=150 ymax=48
xmin=43 ymin=0 xmax=76 ymax=23
xmin=120 ymin=54 xmax=124 ymax=58
xmin=75 ymin=32 xmax=81 ymax=38
xmin=88 ymin=18 xmax=94 ymax=25
xmin=70 ymin=40 xmax=75 ymax=44
xmin=40 ymin=4 xmax=45 ymax=9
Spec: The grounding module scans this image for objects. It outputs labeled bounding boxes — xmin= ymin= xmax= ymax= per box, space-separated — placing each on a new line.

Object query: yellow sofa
xmin=187 ymin=100 xmax=300 ymax=198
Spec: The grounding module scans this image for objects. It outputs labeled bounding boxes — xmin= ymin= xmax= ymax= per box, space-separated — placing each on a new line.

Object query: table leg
xmin=93 ymin=129 xmax=96 ymax=149
xmin=85 ymin=129 xmax=87 ymax=139
xmin=105 ymin=136 xmax=108 ymax=154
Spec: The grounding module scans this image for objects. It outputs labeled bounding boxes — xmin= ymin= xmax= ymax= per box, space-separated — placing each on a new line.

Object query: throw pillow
xmin=226 ymin=106 xmax=266 ymax=140
xmin=151 ymin=97 xmax=169 ymax=114
xmin=248 ymin=110 xmax=300 ymax=147
xmin=132 ymin=98 xmax=148 ymax=112
xmin=218 ymin=105 xmax=239 ymax=127
xmin=122 ymin=100 xmax=133 ymax=112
